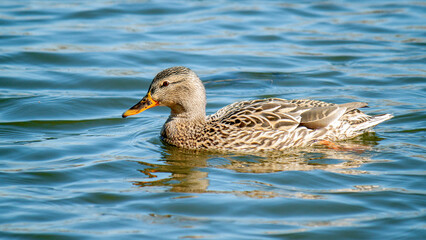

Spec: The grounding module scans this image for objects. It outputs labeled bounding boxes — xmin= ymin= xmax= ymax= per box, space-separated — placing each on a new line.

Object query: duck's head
xmin=122 ymin=66 xmax=206 ymax=120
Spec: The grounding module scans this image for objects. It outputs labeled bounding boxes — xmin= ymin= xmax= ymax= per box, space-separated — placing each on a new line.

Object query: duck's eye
xmin=162 ymin=81 xmax=169 ymax=87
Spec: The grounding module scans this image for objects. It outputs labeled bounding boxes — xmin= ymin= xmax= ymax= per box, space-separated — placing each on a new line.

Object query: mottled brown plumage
xmin=122 ymin=66 xmax=393 ymax=152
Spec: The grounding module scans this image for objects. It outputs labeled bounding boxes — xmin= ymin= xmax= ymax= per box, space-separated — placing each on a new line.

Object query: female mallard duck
xmin=122 ymin=66 xmax=393 ymax=152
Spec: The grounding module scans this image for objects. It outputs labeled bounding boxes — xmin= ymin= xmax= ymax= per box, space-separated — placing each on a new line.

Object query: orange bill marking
xmin=122 ymin=92 xmax=159 ymax=118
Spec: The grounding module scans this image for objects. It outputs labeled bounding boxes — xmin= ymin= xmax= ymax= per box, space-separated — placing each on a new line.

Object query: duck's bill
xmin=122 ymin=92 xmax=159 ymax=118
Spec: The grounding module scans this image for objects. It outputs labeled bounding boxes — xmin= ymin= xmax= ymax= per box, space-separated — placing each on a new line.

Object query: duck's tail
xmin=355 ymin=113 xmax=393 ymax=132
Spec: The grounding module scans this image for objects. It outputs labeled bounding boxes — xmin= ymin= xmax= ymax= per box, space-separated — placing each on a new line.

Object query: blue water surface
xmin=0 ymin=1 xmax=425 ymax=239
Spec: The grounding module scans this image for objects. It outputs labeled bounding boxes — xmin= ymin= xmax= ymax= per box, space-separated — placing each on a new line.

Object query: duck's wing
xmin=208 ymin=98 xmax=369 ymax=131
xmin=208 ymin=98 xmax=301 ymax=131
xmin=296 ymin=100 xmax=368 ymax=129
xmin=299 ymin=106 xmax=347 ymax=129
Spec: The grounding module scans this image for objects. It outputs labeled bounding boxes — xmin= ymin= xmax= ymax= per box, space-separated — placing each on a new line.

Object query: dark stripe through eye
xmin=161 ymin=79 xmax=185 ymax=87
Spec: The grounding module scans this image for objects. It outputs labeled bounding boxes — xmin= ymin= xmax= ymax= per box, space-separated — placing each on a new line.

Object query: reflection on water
xmin=135 ymin=146 xmax=210 ymax=193
xmin=134 ymin=132 xmax=382 ymax=197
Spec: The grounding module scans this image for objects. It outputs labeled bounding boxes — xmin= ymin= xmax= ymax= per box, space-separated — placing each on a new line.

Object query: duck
xmin=122 ymin=66 xmax=393 ymax=152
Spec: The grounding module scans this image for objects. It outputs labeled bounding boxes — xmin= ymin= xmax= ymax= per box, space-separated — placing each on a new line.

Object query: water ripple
xmin=0 ymin=0 xmax=425 ymax=239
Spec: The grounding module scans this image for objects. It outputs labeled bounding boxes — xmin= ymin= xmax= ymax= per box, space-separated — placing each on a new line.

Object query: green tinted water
xmin=1 ymin=1 xmax=425 ymax=239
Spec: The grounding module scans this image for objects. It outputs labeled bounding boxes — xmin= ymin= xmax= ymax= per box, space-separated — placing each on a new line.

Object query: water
xmin=1 ymin=0 xmax=425 ymax=239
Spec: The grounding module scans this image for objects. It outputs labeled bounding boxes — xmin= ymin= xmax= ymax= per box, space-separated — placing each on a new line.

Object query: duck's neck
xmin=167 ymin=108 xmax=206 ymax=126
xmin=161 ymin=110 xmax=206 ymax=148
xmin=161 ymin=88 xmax=207 ymax=146
xmin=168 ymin=101 xmax=206 ymax=122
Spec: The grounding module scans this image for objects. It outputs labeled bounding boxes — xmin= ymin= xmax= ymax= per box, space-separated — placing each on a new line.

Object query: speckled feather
xmin=124 ymin=66 xmax=393 ymax=153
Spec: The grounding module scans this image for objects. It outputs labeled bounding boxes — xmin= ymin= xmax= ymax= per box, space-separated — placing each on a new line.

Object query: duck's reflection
xmin=133 ymin=132 xmax=384 ymax=195
xmin=134 ymin=146 xmax=211 ymax=193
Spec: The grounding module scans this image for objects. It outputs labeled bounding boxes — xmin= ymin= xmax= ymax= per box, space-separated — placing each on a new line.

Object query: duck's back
xmin=201 ymin=98 xmax=392 ymax=152
xmin=207 ymin=98 xmax=369 ymax=130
